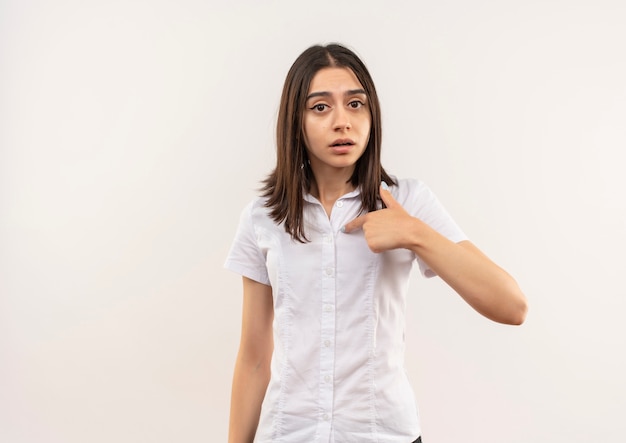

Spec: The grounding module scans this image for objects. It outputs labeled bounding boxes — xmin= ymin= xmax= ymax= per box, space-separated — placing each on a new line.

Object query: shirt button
xmin=323 ymin=413 xmax=329 ymax=421
xmin=324 ymin=339 xmax=331 ymax=347
xmin=324 ymin=375 xmax=331 ymax=383
xmin=335 ymin=200 xmax=344 ymax=208
xmin=324 ymin=304 xmax=333 ymax=312
xmin=325 ymin=268 xmax=334 ymax=277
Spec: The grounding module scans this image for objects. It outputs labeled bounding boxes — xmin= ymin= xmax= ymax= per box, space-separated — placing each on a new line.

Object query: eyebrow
xmin=306 ymin=89 xmax=367 ymax=101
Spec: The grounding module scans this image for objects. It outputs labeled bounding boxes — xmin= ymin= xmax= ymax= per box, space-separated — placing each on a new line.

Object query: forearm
xmin=228 ymin=354 xmax=271 ymax=443
xmin=407 ymin=218 xmax=527 ymax=325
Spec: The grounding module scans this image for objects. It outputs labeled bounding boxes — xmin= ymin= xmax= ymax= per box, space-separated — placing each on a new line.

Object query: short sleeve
xmin=400 ymin=179 xmax=468 ymax=278
xmin=224 ymin=200 xmax=271 ymax=286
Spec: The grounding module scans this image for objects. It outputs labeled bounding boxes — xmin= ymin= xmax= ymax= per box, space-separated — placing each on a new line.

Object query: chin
xmin=328 ymin=158 xmax=359 ymax=169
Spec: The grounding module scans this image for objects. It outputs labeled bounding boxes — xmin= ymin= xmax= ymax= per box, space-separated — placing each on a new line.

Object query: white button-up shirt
xmin=225 ymin=179 xmax=467 ymax=442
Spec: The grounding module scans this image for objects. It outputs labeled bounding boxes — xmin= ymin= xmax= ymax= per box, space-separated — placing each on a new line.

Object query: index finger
xmin=342 ymin=214 xmax=367 ymax=234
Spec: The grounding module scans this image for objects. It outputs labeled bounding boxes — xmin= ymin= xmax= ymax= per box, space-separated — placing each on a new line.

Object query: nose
xmin=333 ymin=106 xmax=351 ymax=131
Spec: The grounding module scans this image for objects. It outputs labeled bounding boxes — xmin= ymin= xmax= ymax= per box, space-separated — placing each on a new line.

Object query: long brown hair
xmin=261 ymin=43 xmax=395 ymax=242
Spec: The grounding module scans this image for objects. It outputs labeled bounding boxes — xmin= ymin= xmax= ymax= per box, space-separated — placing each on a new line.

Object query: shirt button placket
xmin=318 ymin=227 xmax=336 ymax=439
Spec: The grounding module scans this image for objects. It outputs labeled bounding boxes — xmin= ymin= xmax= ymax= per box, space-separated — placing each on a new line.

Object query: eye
xmin=311 ymin=103 xmax=328 ymax=112
xmin=348 ymin=100 xmax=364 ymax=109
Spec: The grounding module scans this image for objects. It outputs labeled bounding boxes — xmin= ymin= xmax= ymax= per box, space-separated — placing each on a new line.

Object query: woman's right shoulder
xmin=237 ymin=196 xmax=273 ymax=224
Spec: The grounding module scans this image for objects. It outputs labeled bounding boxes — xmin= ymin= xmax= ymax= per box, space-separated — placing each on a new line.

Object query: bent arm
xmin=228 ymin=277 xmax=274 ymax=443
xmin=344 ymin=184 xmax=527 ymax=325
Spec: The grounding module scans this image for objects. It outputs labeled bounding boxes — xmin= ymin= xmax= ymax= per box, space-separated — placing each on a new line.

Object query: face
xmin=302 ymin=67 xmax=371 ymax=176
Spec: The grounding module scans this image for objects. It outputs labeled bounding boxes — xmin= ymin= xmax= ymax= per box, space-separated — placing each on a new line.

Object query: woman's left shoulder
xmin=390 ymin=176 xmax=429 ymax=198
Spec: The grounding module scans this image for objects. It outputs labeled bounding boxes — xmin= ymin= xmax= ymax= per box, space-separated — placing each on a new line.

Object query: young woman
xmin=225 ymin=43 xmax=527 ymax=443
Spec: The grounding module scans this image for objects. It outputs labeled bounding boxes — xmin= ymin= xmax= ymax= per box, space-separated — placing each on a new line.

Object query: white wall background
xmin=1 ymin=1 xmax=625 ymax=442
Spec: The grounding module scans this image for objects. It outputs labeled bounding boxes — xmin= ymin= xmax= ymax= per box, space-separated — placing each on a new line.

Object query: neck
xmin=308 ymin=165 xmax=356 ymax=209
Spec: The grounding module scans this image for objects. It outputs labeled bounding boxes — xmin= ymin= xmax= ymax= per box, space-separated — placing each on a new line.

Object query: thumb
xmin=380 ymin=181 xmax=399 ymax=209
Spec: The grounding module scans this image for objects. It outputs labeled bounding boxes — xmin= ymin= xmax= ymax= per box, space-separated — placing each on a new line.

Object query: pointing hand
xmin=342 ymin=182 xmax=417 ymax=253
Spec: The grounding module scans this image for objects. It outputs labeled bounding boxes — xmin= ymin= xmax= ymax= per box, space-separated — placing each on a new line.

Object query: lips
xmin=330 ymin=138 xmax=355 ymax=147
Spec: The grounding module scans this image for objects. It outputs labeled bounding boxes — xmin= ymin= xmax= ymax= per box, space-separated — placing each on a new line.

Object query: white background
xmin=2 ymin=1 xmax=625 ymax=442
